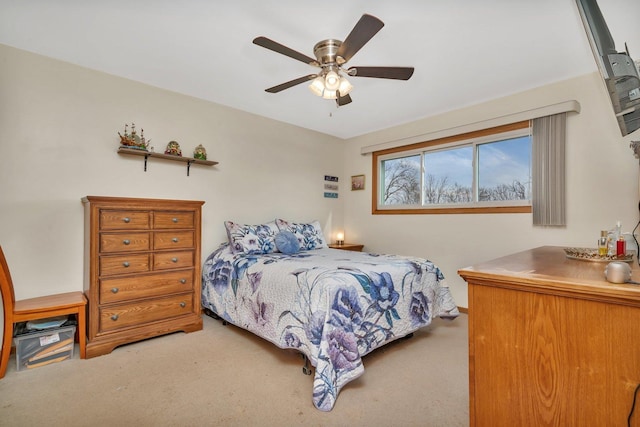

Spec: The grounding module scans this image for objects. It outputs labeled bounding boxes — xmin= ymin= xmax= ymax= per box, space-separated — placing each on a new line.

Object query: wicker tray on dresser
xmin=82 ymin=196 xmax=204 ymax=358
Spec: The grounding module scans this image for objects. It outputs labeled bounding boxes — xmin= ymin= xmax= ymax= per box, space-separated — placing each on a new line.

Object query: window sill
xmin=372 ymin=206 xmax=532 ymax=215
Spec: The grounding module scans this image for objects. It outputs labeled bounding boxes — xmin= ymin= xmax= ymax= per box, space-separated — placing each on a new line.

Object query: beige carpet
xmin=0 ymin=313 xmax=469 ymax=426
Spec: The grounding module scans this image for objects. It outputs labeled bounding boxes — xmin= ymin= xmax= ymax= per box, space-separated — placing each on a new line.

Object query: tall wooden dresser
xmin=82 ymin=196 xmax=204 ymax=358
xmin=459 ymin=246 xmax=640 ymax=426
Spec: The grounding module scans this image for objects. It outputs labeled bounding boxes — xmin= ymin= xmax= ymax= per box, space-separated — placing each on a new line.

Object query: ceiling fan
xmin=253 ymin=13 xmax=414 ymax=106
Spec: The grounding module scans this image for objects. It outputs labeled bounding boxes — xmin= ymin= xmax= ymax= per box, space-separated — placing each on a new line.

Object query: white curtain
xmin=532 ymin=113 xmax=566 ymax=226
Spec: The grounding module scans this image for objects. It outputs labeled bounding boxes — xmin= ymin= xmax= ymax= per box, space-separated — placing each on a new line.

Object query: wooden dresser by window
xmin=82 ymin=196 xmax=204 ymax=358
xmin=459 ymin=246 xmax=640 ymax=426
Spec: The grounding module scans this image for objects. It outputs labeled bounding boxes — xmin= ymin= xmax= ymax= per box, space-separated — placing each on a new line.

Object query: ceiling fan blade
xmin=348 ymin=66 xmax=414 ymax=80
xmin=336 ymin=92 xmax=352 ymax=106
xmin=265 ymin=75 xmax=317 ymax=93
xmin=253 ymin=36 xmax=318 ymax=66
xmin=336 ymin=14 xmax=384 ymax=63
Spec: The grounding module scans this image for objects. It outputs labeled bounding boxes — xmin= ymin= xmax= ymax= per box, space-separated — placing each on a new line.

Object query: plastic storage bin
xmin=14 ymin=325 xmax=76 ymax=371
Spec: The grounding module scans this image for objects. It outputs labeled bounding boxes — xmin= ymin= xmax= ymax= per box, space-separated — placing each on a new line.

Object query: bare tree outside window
xmin=382 ymin=156 xmax=421 ymax=205
xmin=479 ymin=181 xmax=527 ymax=201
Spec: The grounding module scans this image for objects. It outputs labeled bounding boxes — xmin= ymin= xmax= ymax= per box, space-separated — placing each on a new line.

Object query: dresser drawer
xmin=99 ymin=270 xmax=193 ymax=304
xmin=100 ymin=210 xmax=150 ymax=230
xmin=100 ymin=254 xmax=151 ymax=276
xmin=153 ymin=251 xmax=194 ymax=270
xmin=100 ymin=232 xmax=151 ymax=253
xmin=154 ymin=231 xmax=194 ymax=250
xmin=154 ymin=212 xmax=194 ymax=229
xmin=99 ymin=293 xmax=194 ymax=333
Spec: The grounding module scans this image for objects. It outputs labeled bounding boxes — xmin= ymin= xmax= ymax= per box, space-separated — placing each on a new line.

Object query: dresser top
xmin=458 ymin=245 xmax=640 ymax=305
xmin=82 ymin=195 xmax=204 ymax=207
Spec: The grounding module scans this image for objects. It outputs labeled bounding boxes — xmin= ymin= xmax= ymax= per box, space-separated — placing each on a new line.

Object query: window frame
xmin=372 ymin=121 xmax=532 ymax=215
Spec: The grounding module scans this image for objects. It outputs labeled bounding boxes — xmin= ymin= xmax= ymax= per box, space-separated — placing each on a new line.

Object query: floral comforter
xmin=201 ymin=244 xmax=459 ymax=411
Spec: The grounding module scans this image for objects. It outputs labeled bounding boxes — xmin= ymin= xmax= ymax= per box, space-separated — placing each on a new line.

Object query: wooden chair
xmin=0 ymin=245 xmax=86 ymax=378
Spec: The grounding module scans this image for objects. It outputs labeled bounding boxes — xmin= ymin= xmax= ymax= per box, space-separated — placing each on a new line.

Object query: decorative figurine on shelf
xmin=164 ymin=140 xmax=182 ymax=156
xmin=193 ymin=144 xmax=207 ymax=160
xmin=118 ymin=123 xmax=150 ymax=151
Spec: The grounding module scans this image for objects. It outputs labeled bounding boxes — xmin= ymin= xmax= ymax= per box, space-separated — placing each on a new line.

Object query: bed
xmin=201 ymin=219 xmax=459 ymax=411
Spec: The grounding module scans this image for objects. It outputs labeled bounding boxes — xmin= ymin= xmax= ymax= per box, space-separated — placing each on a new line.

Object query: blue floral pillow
xmin=224 ymin=221 xmax=279 ymax=254
xmin=275 ymin=219 xmax=327 ymax=250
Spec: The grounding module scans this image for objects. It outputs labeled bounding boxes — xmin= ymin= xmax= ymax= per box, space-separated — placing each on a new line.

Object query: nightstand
xmin=328 ymin=243 xmax=364 ymax=252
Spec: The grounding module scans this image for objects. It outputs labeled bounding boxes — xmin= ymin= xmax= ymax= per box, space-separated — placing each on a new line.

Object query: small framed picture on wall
xmin=351 ymin=174 xmax=365 ymax=191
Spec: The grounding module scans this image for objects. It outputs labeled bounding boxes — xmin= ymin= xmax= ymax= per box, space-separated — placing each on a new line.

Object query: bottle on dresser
xmin=598 ymin=230 xmax=608 ymax=256
xmin=606 ymin=221 xmax=626 ymax=258
xmin=616 ymin=221 xmax=626 ymax=257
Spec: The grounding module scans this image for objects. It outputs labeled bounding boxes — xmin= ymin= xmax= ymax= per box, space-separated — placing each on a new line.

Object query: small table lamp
xmin=336 ymin=232 xmax=344 ymax=246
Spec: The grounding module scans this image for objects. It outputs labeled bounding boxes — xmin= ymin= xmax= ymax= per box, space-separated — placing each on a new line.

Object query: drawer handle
xmin=123 ymin=261 xmax=130 ymax=268
xmin=172 ymin=218 xmax=178 ymax=223
xmin=171 ymin=257 xmax=178 ymax=263
xmin=180 ymin=302 xmax=186 ymax=308
xmin=111 ymin=287 xmax=119 ymax=294
xmin=180 ymin=278 xmax=187 ymax=284
xmin=172 ymin=237 xmax=179 ymax=243
xmin=111 ymin=314 xmax=119 ymax=321
xmin=123 ymin=239 xmax=130 ymax=245
xmin=123 ymin=217 xmax=130 ymax=223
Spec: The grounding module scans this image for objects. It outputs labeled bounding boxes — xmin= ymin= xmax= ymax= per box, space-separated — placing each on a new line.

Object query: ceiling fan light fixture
xmin=322 ymin=89 xmax=337 ymax=100
xmin=324 ymin=70 xmax=340 ymax=91
xmin=308 ymin=76 xmax=325 ymax=96
xmin=337 ymin=77 xmax=353 ymax=96
xmin=254 ymin=14 xmax=414 ymax=106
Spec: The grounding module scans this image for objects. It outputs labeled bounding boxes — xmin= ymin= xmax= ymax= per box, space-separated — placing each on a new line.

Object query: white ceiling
xmin=1 ymin=0 xmax=638 ymax=139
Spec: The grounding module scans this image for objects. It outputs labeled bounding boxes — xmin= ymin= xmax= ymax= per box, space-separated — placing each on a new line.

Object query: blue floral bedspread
xmin=201 ymin=244 xmax=459 ymax=411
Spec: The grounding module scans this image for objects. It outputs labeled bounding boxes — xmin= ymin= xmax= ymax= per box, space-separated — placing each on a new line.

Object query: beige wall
xmin=0 ymin=44 xmax=344 ymax=300
xmin=2 ymin=43 xmax=639 ymax=310
xmin=343 ymin=72 xmax=640 ymax=307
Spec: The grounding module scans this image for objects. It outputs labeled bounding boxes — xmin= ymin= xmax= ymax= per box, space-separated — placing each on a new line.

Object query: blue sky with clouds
xmin=423 ymin=136 xmax=531 ymax=189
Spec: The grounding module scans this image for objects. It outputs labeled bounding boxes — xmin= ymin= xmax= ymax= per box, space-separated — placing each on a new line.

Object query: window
xmin=381 ymin=155 xmax=421 ymax=205
xmin=477 ymin=136 xmax=531 ymax=203
xmin=373 ymin=121 xmax=532 ymax=214
xmin=423 ymin=146 xmax=473 ymax=205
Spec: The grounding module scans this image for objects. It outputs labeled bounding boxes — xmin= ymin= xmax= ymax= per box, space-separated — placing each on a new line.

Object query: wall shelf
xmin=118 ymin=147 xmax=218 ymax=176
